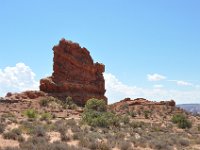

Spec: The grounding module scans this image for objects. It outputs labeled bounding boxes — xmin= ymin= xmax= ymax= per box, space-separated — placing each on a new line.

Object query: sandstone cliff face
xmin=40 ymin=39 xmax=107 ymax=105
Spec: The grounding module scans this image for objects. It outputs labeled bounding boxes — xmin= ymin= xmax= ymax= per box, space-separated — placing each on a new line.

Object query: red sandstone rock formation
xmin=40 ymin=39 xmax=107 ymax=105
xmin=110 ymin=97 xmax=176 ymax=112
xmin=4 ymin=91 xmax=46 ymax=100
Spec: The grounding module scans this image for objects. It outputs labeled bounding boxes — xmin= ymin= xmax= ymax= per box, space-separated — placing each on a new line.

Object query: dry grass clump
xmin=0 ymin=123 xmax=5 ymax=134
xmin=178 ymin=138 xmax=190 ymax=147
xmin=3 ymin=128 xmax=24 ymax=142
xmin=32 ymin=125 xmax=46 ymax=137
xmin=119 ymin=141 xmax=132 ymax=150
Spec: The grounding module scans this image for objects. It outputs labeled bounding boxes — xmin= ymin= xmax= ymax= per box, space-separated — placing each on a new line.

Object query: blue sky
xmin=0 ymin=1 xmax=200 ymax=104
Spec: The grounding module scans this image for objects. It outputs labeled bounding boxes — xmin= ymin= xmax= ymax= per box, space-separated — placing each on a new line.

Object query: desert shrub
xmin=86 ymin=140 xmax=111 ymax=150
xmin=1 ymin=113 xmax=17 ymax=123
xmin=54 ymin=120 xmax=67 ymax=133
xmin=3 ymin=128 xmax=24 ymax=142
xmin=88 ymin=140 xmax=99 ymax=150
xmin=179 ymin=138 xmax=189 ymax=147
xmin=60 ymin=132 xmax=70 ymax=141
xmin=78 ymin=133 xmax=101 ymax=149
xmin=3 ymin=131 xmax=17 ymax=140
xmin=98 ymin=142 xmax=111 ymax=150
xmin=178 ymin=119 xmax=192 ymax=129
xmin=33 ymin=125 xmax=46 ymax=137
xmin=79 ymin=136 xmax=90 ymax=147
xmin=115 ymin=132 xmax=125 ymax=140
xmin=149 ymin=139 xmax=172 ymax=150
xmin=19 ymin=136 xmax=49 ymax=150
xmin=0 ymin=116 xmax=6 ymax=123
xmin=82 ymin=110 xmax=118 ymax=127
xmin=195 ymin=138 xmax=200 ymax=144
xmin=66 ymin=118 xmax=77 ymax=127
xmin=82 ymin=98 xmax=119 ymax=127
xmin=18 ymin=135 xmax=25 ymax=142
xmin=132 ymin=137 xmax=148 ymax=148
xmin=144 ymin=110 xmax=151 ymax=119
xmin=120 ymin=103 xmax=129 ymax=110
xmin=121 ymin=115 xmax=130 ymax=124
xmin=119 ymin=141 xmax=132 ymax=150
xmin=197 ymin=124 xmax=200 ymax=131
xmin=72 ymin=133 xmax=79 ymax=140
xmin=61 ymin=96 xmax=78 ymax=110
xmin=1 ymin=113 xmax=16 ymax=119
xmin=20 ymin=120 xmax=37 ymax=134
xmin=171 ymin=114 xmax=192 ymax=129
xmin=129 ymin=111 xmax=137 ymax=117
xmin=107 ymin=136 xmax=117 ymax=148
xmin=48 ymin=141 xmax=78 ymax=150
xmin=39 ymin=98 xmax=49 ymax=107
xmin=54 ymin=120 xmax=70 ymax=141
xmin=0 ymin=123 xmax=5 ymax=134
xmin=73 ymin=131 xmax=84 ymax=140
xmin=48 ymin=142 xmax=67 ymax=150
xmin=24 ymin=109 xmax=38 ymax=119
xmin=85 ymin=98 xmax=107 ymax=112
xmin=171 ymin=114 xmax=185 ymax=123
xmin=40 ymin=112 xmax=52 ymax=121
xmin=129 ymin=121 xmax=145 ymax=129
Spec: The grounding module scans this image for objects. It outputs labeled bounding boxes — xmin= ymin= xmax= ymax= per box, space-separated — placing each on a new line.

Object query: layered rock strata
xmin=40 ymin=39 xmax=107 ymax=105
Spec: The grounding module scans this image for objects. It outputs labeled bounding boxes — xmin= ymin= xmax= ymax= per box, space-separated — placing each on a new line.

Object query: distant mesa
xmin=40 ymin=38 xmax=107 ymax=106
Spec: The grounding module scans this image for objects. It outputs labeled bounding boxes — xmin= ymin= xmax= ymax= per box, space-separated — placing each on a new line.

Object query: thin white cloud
xmin=0 ymin=63 xmax=39 ymax=96
xmin=169 ymin=80 xmax=193 ymax=86
xmin=176 ymin=80 xmax=192 ymax=86
xmin=147 ymin=73 xmax=166 ymax=81
xmin=104 ymin=73 xmax=200 ymax=104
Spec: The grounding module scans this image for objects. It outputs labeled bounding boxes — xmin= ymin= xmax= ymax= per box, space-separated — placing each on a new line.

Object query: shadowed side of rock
xmin=40 ymin=39 xmax=107 ymax=106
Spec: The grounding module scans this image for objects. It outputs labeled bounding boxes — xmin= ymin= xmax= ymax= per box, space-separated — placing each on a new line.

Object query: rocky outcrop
xmin=110 ymin=98 xmax=176 ymax=113
xmin=40 ymin=39 xmax=107 ymax=105
xmin=4 ymin=91 xmax=46 ymax=100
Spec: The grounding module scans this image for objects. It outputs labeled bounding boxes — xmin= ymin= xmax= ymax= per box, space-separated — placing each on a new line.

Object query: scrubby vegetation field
xmin=0 ymin=98 xmax=200 ymax=150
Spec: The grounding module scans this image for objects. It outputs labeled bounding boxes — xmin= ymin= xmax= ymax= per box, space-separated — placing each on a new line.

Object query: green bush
xmin=172 ymin=114 xmax=185 ymax=124
xmin=85 ymin=98 xmax=107 ymax=112
xmin=61 ymin=96 xmax=78 ymax=110
xmin=171 ymin=114 xmax=192 ymax=129
xmin=82 ymin=98 xmax=119 ymax=127
xmin=82 ymin=110 xmax=117 ymax=127
xmin=121 ymin=115 xmax=130 ymax=124
xmin=39 ymin=98 xmax=49 ymax=107
xmin=177 ymin=119 xmax=192 ymax=129
xmin=144 ymin=110 xmax=151 ymax=119
xmin=24 ymin=109 xmax=38 ymax=119
xmin=40 ymin=112 xmax=52 ymax=121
